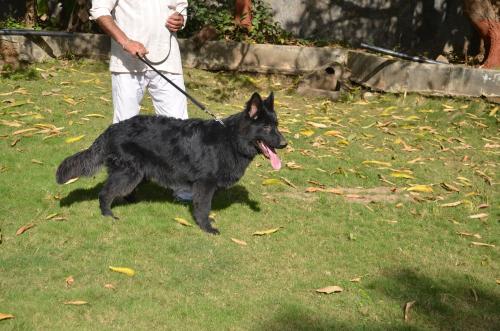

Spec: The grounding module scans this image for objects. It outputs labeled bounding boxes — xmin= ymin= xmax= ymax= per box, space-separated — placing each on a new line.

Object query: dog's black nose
xmin=279 ymin=137 xmax=287 ymax=149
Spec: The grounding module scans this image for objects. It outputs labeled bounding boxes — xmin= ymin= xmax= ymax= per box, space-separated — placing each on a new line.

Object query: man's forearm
xmin=96 ymin=15 xmax=129 ymax=47
xmin=96 ymin=16 xmax=147 ymax=56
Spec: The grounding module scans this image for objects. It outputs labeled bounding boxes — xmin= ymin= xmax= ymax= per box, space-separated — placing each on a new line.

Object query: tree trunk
xmin=235 ymin=0 xmax=252 ymax=30
xmin=24 ymin=0 xmax=37 ymax=28
xmin=464 ymin=0 xmax=500 ymax=69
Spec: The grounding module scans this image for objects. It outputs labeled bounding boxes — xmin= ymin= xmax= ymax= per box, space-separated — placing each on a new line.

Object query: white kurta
xmin=90 ymin=0 xmax=188 ymax=73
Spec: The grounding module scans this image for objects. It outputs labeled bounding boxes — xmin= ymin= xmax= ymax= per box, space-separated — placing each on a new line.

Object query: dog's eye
xmin=263 ymin=125 xmax=272 ymax=132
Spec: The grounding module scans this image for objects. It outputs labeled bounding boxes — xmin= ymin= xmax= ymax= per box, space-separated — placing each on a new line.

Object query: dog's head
xmin=239 ymin=92 xmax=287 ymax=170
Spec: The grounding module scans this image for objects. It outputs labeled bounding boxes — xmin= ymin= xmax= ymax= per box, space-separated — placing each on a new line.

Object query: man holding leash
xmin=90 ymin=0 xmax=192 ymax=201
xmin=90 ymin=0 xmax=188 ymax=124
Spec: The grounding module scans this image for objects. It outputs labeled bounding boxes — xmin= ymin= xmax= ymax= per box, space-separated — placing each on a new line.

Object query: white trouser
xmin=111 ymin=71 xmax=188 ymax=124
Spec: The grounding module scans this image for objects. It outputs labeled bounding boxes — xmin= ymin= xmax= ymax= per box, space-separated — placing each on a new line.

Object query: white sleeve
xmin=176 ymin=0 xmax=188 ymax=29
xmin=89 ymin=0 xmax=118 ymax=20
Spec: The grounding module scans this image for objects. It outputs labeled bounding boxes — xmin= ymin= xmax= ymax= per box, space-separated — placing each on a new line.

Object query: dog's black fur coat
xmin=56 ymin=92 xmax=286 ymax=234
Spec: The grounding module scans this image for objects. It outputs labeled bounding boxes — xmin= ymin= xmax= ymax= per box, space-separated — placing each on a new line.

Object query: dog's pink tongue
xmin=263 ymin=144 xmax=281 ymax=170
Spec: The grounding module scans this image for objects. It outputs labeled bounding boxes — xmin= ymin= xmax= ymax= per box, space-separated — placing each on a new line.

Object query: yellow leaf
xmin=45 ymin=213 xmax=59 ymax=220
xmin=231 ymin=238 xmax=247 ymax=246
xmin=174 ymin=217 xmax=192 ymax=227
xmin=31 ymin=159 xmax=43 ymax=165
xmin=390 ymin=171 xmax=414 ymax=179
xmin=406 ymin=185 xmax=433 ymax=193
xmin=404 ymin=115 xmax=420 ymax=121
xmin=85 ymin=114 xmax=105 ymax=118
xmin=323 ymin=130 xmax=345 ymax=138
xmin=362 ymin=160 xmax=392 ymax=167
xmin=65 ymin=135 xmax=85 ymax=144
xmin=350 ymin=277 xmax=362 ymax=283
xmin=63 ymin=97 xmax=78 ymax=105
xmin=63 ymin=300 xmax=88 ymax=305
xmin=307 ymin=121 xmax=328 ymax=128
xmin=299 ymin=129 xmax=315 ymax=137
xmin=0 ymin=313 xmax=15 ymax=320
xmin=253 ymin=227 xmax=281 ymax=236
xmin=316 ymin=285 xmax=343 ymax=294
xmin=109 ymin=266 xmax=135 ymax=276
xmin=262 ymin=178 xmax=282 ymax=186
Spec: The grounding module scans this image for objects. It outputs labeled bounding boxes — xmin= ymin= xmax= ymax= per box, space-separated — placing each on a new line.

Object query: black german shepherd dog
xmin=56 ymin=92 xmax=287 ymax=234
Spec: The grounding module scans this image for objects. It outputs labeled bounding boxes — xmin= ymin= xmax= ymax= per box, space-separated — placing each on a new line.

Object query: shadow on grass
xmin=366 ymin=268 xmax=500 ymax=330
xmin=254 ymin=269 xmax=499 ymax=331
xmin=59 ymin=181 xmax=260 ymax=212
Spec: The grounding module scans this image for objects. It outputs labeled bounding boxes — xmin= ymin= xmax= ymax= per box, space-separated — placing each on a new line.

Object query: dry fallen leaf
xmin=104 ymin=283 xmax=116 ymax=290
xmin=470 ymin=242 xmax=495 ymax=248
xmin=469 ymin=213 xmax=488 ymax=220
xmin=231 ymin=238 xmax=247 ymax=246
xmin=350 ymin=277 xmax=362 ymax=283
xmin=316 ymin=285 xmax=343 ymax=294
xmin=457 ymin=232 xmax=481 ymax=239
xmin=323 ymin=130 xmax=345 ymax=138
xmin=63 ymin=300 xmax=88 ymax=305
xmin=63 ymin=177 xmax=79 ymax=185
xmin=286 ymin=161 xmax=303 ymax=170
xmin=45 ymin=213 xmax=59 ymax=220
xmin=362 ymin=160 xmax=392 ymax=167
xmin=109 ymin=266 xmax=135 ymax=276
xmin=65 ymin=275 xmax=74 ymax=287
xmin=440 ymin=201 xmax=463 ymax=207
xmin=253 ymin=228 xmax=281 ymax=236
xmin=404 ymin=301 xmax=416 ymax=321
xmin=440 ymin=182 xmax=460 ymax=192
xmin=16 ymin=223 xmax=36 ymax=235
xmin=0 ymin=313 xmax=14 ymax=321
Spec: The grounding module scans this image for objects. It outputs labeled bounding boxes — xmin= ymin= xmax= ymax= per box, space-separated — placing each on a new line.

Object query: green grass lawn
xmin=0 ymin=60 xmax=499 ymax=330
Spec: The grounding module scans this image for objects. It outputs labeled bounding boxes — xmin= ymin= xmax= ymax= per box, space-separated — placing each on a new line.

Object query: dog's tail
xmin=56 ymin=133 xmax=107 ymax=184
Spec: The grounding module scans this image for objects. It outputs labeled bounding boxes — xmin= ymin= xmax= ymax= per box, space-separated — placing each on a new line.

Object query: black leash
xmin=136 ymin=54 xmax=224 ymax=126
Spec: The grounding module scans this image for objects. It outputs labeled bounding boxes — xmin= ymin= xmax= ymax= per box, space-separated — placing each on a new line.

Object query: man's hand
xmin=166 ymin=12 xmax=184 ymax=33
xmin=123 ymin=40 xmax=148 ymax=57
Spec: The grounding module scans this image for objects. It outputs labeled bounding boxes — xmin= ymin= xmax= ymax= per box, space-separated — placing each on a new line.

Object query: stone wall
xmin=264 ymin=0 xmax=477 ymax=58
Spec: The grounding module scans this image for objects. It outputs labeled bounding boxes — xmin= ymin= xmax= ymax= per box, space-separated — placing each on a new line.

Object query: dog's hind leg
xmin=99 ymin=168 xmax=143 ymax=219
xmin=192 ymin=181 xmax=219 ymax=234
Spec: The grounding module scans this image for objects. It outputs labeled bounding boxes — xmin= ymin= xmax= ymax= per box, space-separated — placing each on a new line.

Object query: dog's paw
xmin=204 ymin=227 xmax=220 ymax=235
xmin=102 ymin=211 xmax=120 ymax=220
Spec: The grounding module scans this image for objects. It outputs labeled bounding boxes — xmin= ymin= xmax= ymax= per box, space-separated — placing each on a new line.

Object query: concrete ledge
xmin=0 ymin=33 xmax=109 ymax=62
xmin=1 ymin=32 xmax=499 ymax=98
xmin=0 ymin=34 xmax=347 ymax=74
xmin=348 ymin=51 xmax=500 ymax=98
xmin=179 ymin=39 xmax=347 ymax=74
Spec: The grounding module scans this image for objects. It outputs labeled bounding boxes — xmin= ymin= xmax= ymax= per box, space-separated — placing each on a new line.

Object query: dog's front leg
xmin=192 ymin=181 xmax=219 ymax=235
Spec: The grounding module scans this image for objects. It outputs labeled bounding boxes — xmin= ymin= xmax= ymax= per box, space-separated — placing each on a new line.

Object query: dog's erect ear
xmin=247 ymin=92 xmax=262 ymax=119
xmin=265 ymin=92 xmax=274 ymax=109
